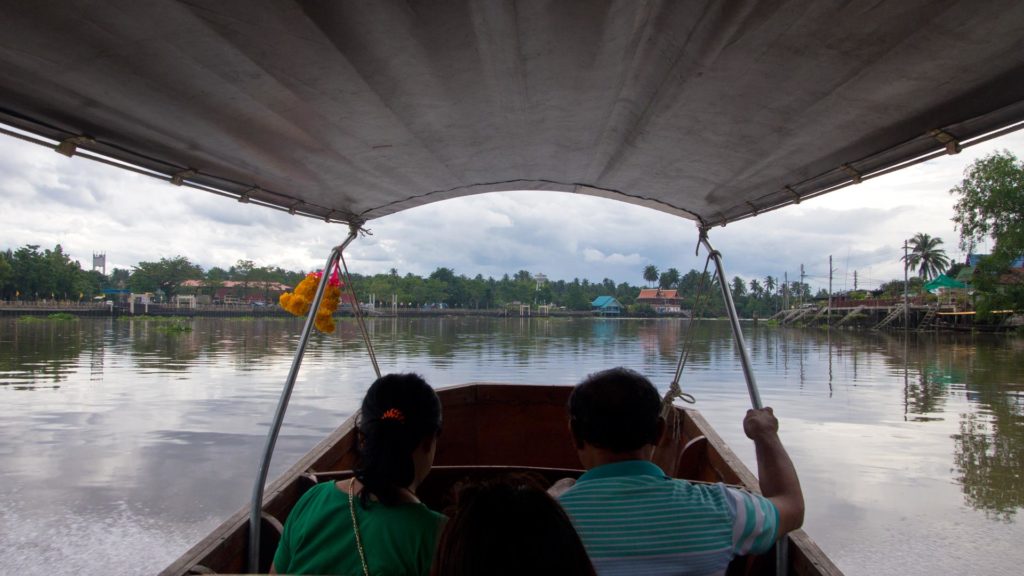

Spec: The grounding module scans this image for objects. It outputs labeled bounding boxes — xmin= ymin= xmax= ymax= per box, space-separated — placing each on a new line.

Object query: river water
xmin=1 ymin=316 xmax=1021 ymax=575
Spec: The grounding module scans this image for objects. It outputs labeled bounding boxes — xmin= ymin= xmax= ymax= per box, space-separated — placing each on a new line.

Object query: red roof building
xmin=636 ymin=289 xmax=682 ymax=314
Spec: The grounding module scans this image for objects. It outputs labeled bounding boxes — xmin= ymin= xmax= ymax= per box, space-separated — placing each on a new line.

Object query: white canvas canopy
xmin=2 ymin=0 xmax=1024 ymax=228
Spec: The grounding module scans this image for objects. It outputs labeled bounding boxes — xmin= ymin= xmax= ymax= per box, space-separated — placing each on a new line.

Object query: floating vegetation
xmin=121 ymin=315 xmax=189 ymax=323
xmin=16 ymin=313 xmax=77 ymax=323
xmin=155 ymin=318 xmax=194 ymax=333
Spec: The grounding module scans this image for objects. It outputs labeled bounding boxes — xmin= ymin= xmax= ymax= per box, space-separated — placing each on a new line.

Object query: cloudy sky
xmin=1 ymin=128 xmax=1021 ymax=293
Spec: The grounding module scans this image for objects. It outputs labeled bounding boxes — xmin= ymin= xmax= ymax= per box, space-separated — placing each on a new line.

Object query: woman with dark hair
xmin=272 ymin=373 xmax=444 ymax=576
xmin=431 ymin=479 xmax=596 ymax=576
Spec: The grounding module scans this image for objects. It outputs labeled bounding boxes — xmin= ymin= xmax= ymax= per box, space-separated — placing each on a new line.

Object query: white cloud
xmin=1 ymin=129 xmax=1021 ymax=290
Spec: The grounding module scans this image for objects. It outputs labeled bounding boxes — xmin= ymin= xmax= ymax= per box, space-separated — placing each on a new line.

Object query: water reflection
xmin=2 ymin=317 xmax=1024 ymax=575
xmin=0 ymin=318 xmax=95 ymax=387
xmin=950 ymin=340 xmax=1024 ymax=521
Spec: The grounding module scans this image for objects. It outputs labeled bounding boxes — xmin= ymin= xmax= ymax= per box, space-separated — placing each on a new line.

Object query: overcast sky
xmin=1 ymin=129 xmax=1021 ymax=293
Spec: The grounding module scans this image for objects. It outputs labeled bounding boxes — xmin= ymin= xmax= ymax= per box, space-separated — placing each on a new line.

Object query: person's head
xmin=431 ymin=479 xmax=596 ymax=576
xmin=355 ymin=373 xmax=442 ymax=505
xmin=568 ymin=367 xmax=663 ymax=453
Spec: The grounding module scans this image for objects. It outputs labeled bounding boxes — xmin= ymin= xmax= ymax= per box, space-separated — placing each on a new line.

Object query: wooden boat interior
xmin=162 ymin=383 xmax=841 ymax=576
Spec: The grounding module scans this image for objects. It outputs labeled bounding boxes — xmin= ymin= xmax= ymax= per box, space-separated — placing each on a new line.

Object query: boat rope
xmin=657 ymin=249 xmax=712 ymax=455
xmin=339 ymin=249 xmax=382 ymax=379
xmin=664 ymin=250 xmax=714 ymax=407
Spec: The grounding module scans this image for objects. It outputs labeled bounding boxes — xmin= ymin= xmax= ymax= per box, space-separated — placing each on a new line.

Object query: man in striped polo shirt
xmin=556 ymin=367 xmax=804 ymax=576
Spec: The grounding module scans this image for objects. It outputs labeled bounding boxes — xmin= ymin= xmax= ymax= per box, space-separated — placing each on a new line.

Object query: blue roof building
xmin=591 ymin=295 xmax=623 ymax=316
xmin=966 ymin=253 xmax=1024 ymax=268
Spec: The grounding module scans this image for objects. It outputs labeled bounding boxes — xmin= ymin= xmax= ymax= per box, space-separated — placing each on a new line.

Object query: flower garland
xmin=279 ymin=266 xmax=344 ymax=333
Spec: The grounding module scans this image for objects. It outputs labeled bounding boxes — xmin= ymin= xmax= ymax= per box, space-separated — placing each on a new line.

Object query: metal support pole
xmin=903 ymin=240 xmax=909 ymax=334
xmin=247 ymin=229 xmax=358 ymax=573
xmin=699 ymin=231 xmax=762 ymax=410
xmin=699 ymin=230 xmax=786 ymax=573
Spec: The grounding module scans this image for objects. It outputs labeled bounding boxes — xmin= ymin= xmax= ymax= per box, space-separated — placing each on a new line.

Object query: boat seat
xmin=303 ymin=465 xmax=584 ymax=513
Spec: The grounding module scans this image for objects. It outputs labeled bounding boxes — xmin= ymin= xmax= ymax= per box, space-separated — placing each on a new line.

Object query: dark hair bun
xmin=354 ymin=373 xmax=442 ymax=506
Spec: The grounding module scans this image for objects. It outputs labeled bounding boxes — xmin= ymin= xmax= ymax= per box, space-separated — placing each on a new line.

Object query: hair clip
xmin=381 ymin=408 xmax=405 ymax=422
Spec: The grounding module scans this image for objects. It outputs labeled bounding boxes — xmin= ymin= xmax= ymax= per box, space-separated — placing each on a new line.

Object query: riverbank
xmin=0 ymin=301 xmax=604 ymax=319
xmin=770 ymin=303 xmax=1021 ymax=333
xmin=2 ymin=301 xmax=1015 ymax=331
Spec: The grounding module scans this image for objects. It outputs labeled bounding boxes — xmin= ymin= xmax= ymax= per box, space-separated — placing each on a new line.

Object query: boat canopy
xmin=2 ymin=1 xmax=1024 ymax=228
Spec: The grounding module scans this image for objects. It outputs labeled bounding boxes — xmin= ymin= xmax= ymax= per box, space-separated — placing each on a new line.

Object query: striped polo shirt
xmin=559 ymin=460 xmax=778 ymax=576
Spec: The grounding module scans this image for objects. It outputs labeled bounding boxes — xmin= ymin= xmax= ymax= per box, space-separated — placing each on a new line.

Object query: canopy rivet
xmin=840 ymin=164 xmax=862 ymax=184
xmin=929 ymin=129 xmax=961 ymax=154
xmin=785 ymin=186 xmax=801 ymax=204
xmin=170 ymin=169 xmax=196 ymax=186
xmin=54 ymin=135 xmax=94 ymax=157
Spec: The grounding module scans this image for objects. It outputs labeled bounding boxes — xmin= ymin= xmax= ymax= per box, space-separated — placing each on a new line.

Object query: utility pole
xmin=784 ymin=271 xmax=789 ymax=310
xmin=854 ymin=270 xmax=858 ymax=291
xmin=828 ymin=255 xmax=833 ymax=325
xmin=799 ymin=263 xmax=806 ymax=308
xmin=903 ymin=240 xmax=909 ymax=333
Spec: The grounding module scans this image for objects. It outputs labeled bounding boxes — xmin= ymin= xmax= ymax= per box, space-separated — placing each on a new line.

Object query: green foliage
xmin=47 ymin=313 xmax=78 ymax=321
xmin=952 ymin=150 xmax=1024 ymax=261
xmin=629 ymin=303 xmax=657 ymax=317
xmin=0 ymin=244 xmax=100 ymax=301
xmin=902 ymin=233 xmax=951 ymax=280
xmin=643 ymin=265 xmax=659 ymax=286
xmin=659 ymin=268 xmax=680 ymax=289
xmin=155 ymin=318 xmax=193 ymax=333
xmin=730 ymin=276 xmax=746 ymax=300
xmin=951 ymin=150 xmax=1024 ymax=306
xmin=130 ymin=256 xmax=203 ymax=299
xmin=109 ymin=267 xmax=130 ymax=289
xmin=879 ymin=277 xmax=925 ymax=297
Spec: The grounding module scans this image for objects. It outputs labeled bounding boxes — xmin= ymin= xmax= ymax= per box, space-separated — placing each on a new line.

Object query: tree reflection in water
xmin=950 ymin=342 xmax=1024 ymax=521
xmin=953 ymin=410 xmax=1024 ymax=521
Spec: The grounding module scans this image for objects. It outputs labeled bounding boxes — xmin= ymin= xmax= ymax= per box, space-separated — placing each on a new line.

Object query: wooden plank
xmin=788 ymin=530 xmax=845 ymax=576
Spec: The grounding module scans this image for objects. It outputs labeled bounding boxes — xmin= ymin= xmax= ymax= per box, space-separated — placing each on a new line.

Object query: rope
xmin=339 ymin=251 xmax=382 ymax=379
xmin=657 ymin=252 xmax=713 ymax=453
xmin=664 ymin=252 xmax=714 ymax=406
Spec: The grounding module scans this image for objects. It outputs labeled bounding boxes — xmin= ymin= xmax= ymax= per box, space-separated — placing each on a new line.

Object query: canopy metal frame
xmin=698 ymin=229 xmax=794 ymax=574
xmin=247 ymin=227 xmax=359 ymax=573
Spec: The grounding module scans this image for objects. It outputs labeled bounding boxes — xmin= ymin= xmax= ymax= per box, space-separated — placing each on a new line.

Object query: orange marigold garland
xmin=279 ymin=267 xmax=344 ymax=333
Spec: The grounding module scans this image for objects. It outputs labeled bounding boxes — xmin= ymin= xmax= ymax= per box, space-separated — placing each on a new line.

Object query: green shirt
xmin=273 ymin=481 xmax=445 ymax=576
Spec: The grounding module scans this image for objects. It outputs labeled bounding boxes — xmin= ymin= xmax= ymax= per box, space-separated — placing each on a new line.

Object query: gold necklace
xmin=348 ymin=479 xmax=370 ymax=576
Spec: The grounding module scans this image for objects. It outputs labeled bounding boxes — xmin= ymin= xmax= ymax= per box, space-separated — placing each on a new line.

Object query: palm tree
xmin=749 ymin=278 xmax=763 ymax=298
xmin=659 ymin=267 xmax=680 ymax=289
xmin=763 ymin=276 xmax=776 ymax=299
xmin=902 ymin=233 xmax=951 ymax=280
xmin=643 ymin=265 xmax=659 ymax=287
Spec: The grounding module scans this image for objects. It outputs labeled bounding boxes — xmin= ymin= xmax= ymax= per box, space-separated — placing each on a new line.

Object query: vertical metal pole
xmin=904 ymin=240 xmax=909 ymax=334
xmin=828 ymin=255 xmax=833 ymax=326
xmin=699 ymin=232 xmax=762 ymax=410
xmin=248 ymin=230 xmax=358 ymax=573
xmin=700 ymin=230 xmax=788 ymax=573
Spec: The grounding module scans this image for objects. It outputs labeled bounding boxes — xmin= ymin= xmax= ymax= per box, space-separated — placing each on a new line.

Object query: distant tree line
xmin=0 ymin=245 xmax=104 ymax=301
xmin=0 ymin=246 xmax=926 ymax=315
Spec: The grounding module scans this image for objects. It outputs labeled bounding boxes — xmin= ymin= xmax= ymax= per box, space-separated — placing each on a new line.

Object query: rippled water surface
xmin=1 ymin=316 xmax=1022 ymax=575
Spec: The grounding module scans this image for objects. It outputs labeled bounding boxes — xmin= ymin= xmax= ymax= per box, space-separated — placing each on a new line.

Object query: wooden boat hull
xmin=161 ymin=383 xmax=842 ymax=576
